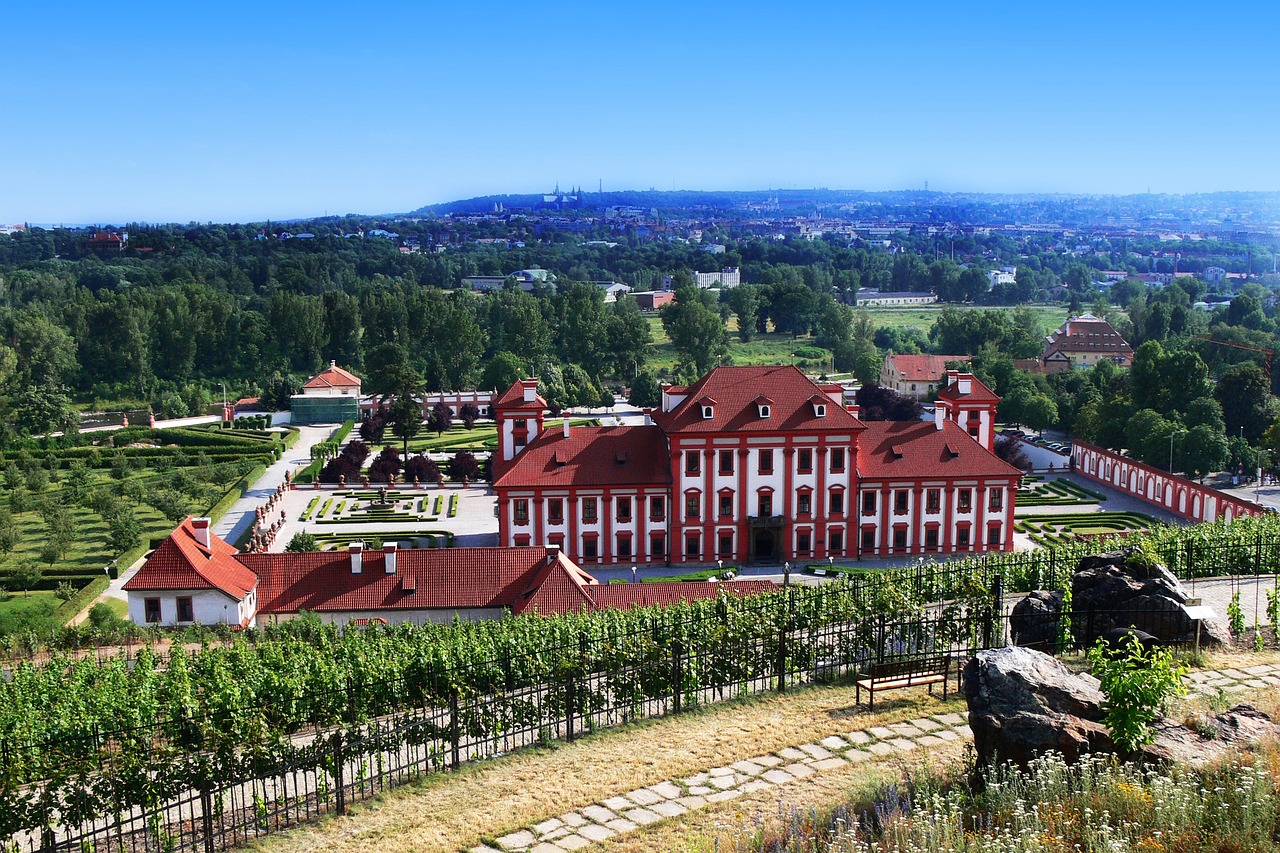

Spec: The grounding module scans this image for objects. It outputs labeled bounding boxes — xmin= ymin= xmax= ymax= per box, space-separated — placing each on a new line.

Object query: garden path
xmin=474 ymin=660 xmax=1280 ymax=853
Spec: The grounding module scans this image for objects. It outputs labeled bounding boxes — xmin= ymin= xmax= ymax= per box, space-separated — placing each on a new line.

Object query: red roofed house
xmin=125 ymin=516 xmax=773 ymax=627
xmin=290 ymin=361 xmax=362 ymax=423
xmin=1040 ymin=313 xmax=1134 ymax=370
xmin=879 ymin=354 xmax=971 ymax=400
xmin=493 ymin=365 xmax=1020 ymax=566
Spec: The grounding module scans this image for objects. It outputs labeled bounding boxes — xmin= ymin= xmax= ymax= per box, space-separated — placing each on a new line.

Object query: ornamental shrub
xmin=1087 ymin=634 xmax=1186 ymax=754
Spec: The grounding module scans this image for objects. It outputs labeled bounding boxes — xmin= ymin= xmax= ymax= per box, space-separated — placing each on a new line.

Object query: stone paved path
xmin=472 ymin=660 xmax=1280 ymax=852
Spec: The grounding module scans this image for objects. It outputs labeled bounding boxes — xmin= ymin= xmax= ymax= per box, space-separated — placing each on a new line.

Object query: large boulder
xmin=1009 ymin=590 xmax=1064 ymax=651
xmin=1071 ymin=548 xmax=1232 ymax=647
xmin=965 ymin=646 xmax=1280 ymax=772
xmin=964 ymin=646 xmax=1111 ymax=770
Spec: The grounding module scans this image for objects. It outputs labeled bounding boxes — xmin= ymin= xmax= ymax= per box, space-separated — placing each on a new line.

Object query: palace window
xmin=957 ymin=527 xmax=971 ymax=547
xmin=989 ymin=489 xmax=1003 ymax=512
xmin=925 ymin=527 xmax=939 ymax=550
xmin=548 ymin=498 xmax=564 ymax=524
xmin=957 ymin=489 xmax=972 ymax=512
xmin=719 ymin=449 xmax=734 ymax=475
xmin=862 ymin=492 xmax=876 ymax=515
xmin=616 ymin=496 xmax=632 ymax=522
xmin=685 ymin=493 xmax=700 ymax=519
xmin=797 ymin=492 xmax=811 ymax=515
xmin=617 ymin=534 xmax=632 ymax=559
xmin=649 ymin=495 xmax=665 ymax=521
xmin=718 ymin=533 xmax=734 ymax=557
xmin=798 ymin=448 xmax=813 ymax=473
xmin=860 ymin=528 xmax=875 ymax=552
xmin=830 ymin=447 xmax=845 ymax=472
xmin=719 ymin=494 xmax=734 ymax=518
xmin=684 ymin=534 xmax=701 ymax=559
xmin=514 ymin=499 xmax=529 ymax=523
xmin=829 ymin=490 xmax=844 ymax=515
xmin=926 ymin=489 xmax=940 ymax=513
xmin=582 ymin=536 xmax=599 ymax=560
xmin=894 ymin=491 xmax=908 ymax=514
xmin=685 ymin=450 xmax=701 ymax=475
xmin=582 ymin=497 xmax=598 ymax=523
xmin=893 ymin=528 xmax=908 ymax=551
xmin=828 ymin=529 xmax=844 ymax=554
xmin=758 ymin=492 xmax=773 ymax=517
xmin=797 ymin=530 xmax=811 ymax=554
xmin=758 ymin=449 xmax=774 ymax=474
xmin=988 ymin=524 xmax=1002 ymax=546
xmin=650 ymin=533 xmax=666 ymax=557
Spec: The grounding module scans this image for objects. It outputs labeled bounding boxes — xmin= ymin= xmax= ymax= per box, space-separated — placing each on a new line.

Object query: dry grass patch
xmin=251 ymin=682 xmax=964 ymax=853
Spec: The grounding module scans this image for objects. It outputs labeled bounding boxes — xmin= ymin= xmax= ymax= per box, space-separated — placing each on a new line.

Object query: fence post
xmin=200 ymin=782 xmax=215 ymax=853
xmin=1186 ymin=539 xmax=1194 ymax=582
xmin=776 ymin=617 xmax=788 ymax=694
xmin=565 ymin=672 xmax=576 ymax=742
xmin=449 ymin=688 xmax=460 ymax=769
xmin=672 ymin=639 xmax=683 ymax=714
xmin=332 ymin=732 xmax=346 ymax=816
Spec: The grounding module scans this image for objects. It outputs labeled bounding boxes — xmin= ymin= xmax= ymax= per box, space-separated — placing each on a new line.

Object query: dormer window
xmin=758 ymin=404 xmax=771 ymax=419
xmin=702 ymin=405 xmax=714 ymax=419
xmin=814 ymin=404 xmax=826 ymax=418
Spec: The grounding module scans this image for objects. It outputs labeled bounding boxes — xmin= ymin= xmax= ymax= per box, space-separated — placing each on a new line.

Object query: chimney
xmin=644 ymin=409 xmax=653 ymax=426
xmin=563 ymin=417 xmax=571 ymax=438
xmin=350 ymin=542 xmax=364 ymax=575
xmin=522 ymin=380 xmax=536 ymax=403
xmin=191 ymin=517 xmax=212 ymax=549
xmin=383 ymin=543 xmax=397 ymax=574
xmin=330 ymin=360 xmax=336 ymax=369
xmin=934 ymin=403 xmax=945 ymax=431
xmin=957 ymin=377 xmax=972 ymax=395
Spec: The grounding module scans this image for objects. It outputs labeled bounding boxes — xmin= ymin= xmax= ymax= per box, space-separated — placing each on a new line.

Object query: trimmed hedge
xmin=205 ymin=463 xmax=268 ymax=524
xmin=53 ymin=575 xmax=110 ymax=624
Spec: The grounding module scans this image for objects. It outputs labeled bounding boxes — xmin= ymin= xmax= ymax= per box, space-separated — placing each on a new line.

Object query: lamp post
xmin=783 ymin=561 xmax=791 ymax=587
xmin=630 ymin=564 xmax=637 ymax=584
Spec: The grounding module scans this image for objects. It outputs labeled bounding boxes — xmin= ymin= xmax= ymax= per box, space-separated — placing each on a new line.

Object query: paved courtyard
xmin=268 ymin=483 xmax=498 ymax=551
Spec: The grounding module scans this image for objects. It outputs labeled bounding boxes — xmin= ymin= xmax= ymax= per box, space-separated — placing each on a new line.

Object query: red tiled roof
xmin=492 ymin=425 xmax=672 ymax=489
xmin=123 ymin=517 xmax=258 ymax=599
xmin=243 ymin=546 xmax=563 ymax=614
xmin=303 ymin=363 xmax=362 ymax=389
xmin=655 ymin=366 xmax=864 ymax=434
xmin=857 ymin=420 xmax=1022 ymax=480
xmin=883 ymin=354 xmax=970 ymax=382
xmin=512 ymin=556 xmax=599 ymax=615
xmin=1042 ymin=314 xmax=1133 ymax=360
xmin=588 ymin=580 xmax=775 ymax=611
xmin=936 ymin=373 xmax=1001 ymax=405
xmin=494 ymin=378 xmax=547 ymax=410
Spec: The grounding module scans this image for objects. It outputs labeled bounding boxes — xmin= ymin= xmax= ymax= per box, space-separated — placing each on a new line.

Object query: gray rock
xmin=964 ymin=646 xmax=1111 ymax=771
xmin=1142 ymin=705 xmax=1280 ymax=767
xmin=1010 ymin=590 xmax=1064 ymax=651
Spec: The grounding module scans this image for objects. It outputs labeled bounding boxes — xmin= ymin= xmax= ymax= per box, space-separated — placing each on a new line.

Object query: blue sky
xmin=1 ymin=1 xmax=1278 ymax=223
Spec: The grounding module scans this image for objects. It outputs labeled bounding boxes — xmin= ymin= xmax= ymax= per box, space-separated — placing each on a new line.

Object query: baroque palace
xmin=493 ymin=365 xmax=1020 ymax=566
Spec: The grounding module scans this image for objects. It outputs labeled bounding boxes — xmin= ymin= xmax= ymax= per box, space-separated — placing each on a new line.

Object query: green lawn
xmin=0 ymin=591 xmax=62 ymax=635
xmin=858 ymin=304 xmax=1070 ymax=334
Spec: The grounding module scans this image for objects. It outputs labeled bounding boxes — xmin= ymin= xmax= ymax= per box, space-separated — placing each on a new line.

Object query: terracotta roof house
xmin=125 ymin=517 xmax=774 ymax=627
xmin=494 ymin=365 xmax=1020 ymax=567
xmin=291 ymin=361 xmax=362 ymax=423
xmin=1041 ymin=313 xmax=1133 ymax=369
xmin=879 ymin=354 xmax=971 ymax=399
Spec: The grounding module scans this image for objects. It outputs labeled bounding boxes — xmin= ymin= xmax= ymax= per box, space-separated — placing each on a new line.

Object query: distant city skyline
xmin=2 ymin=1 xmax=1278 ymax=224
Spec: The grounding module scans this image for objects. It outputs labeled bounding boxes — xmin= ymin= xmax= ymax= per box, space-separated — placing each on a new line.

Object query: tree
xmin=448 ymin=450 xmax=479 ymax=482
xmin=855 ymin=383 xmax=923 ymax=421
xmin=723 ymin=285 xmax=763 ymax=342
xmin=0 ymin=508 xmax=18 ymax=553
xmin=9 ymin=383 xmax=78 ymax=436
xmin=629 ymin=370 xmax=662 ymax=408
xmin=107 ymin=507 xmax=142 ymax=555
xmin=1216 ymin=362 xmax=1272 ymax=443
xmin=480 ymin=352 xmax=525 ymax=393
xmin=148 ymin=489 xmax=192 ymax=525
xmin=403 ymin=454 xmax=440 ymax=484
xmin=1022 ymin=394 xmax=1059 ymax=434
xmin=388 ymin=394 xmax=422 ymax=456
xmin=286 ymin=532 xmax=320 ymax=552
xmin=660 ymin=286 xmax=728 ymax=376
xmin=428 ymin=400 xmax=454 ymax=436
xmin=1181 ymin=424 xmax=1229 ymax=481
xmin=8 ymin=562 xmax=42 ymax=597
xmin=459 ymin=403 xmax=480 ymax=429
xmin=994 ymin=436 xmax=1032 ymax=471
xmin=1125 ymin=409 xmax=1174 ymax=467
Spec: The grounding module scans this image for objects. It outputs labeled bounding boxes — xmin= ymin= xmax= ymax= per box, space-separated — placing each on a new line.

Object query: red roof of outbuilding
xmin=303 ymin=363 xmax=362 ymax=390
xmin=492 ymin=425 xmax=671 ymax=489
xmin=494 ymin=378 xmax=547 ymax=411
xmin=242 ymin=546 xmax=568 ymax=614
xmin=656 ymin=366 xmax=863 ymax=434
xmin=123 ymin=517 xmax=258 ymax=600
xmin=857 ymin=420 xmax=1022 ymax=480
xmin=883 ymin=354 xmax=970 ymax=382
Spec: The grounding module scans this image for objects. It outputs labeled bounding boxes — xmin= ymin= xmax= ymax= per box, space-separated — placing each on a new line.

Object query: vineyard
xmin=3 ymin=513 xmax=1280 ymax=850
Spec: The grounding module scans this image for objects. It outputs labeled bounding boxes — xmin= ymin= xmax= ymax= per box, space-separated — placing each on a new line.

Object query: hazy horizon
xmin=3 ymin=1 xmax=1279 ymax=223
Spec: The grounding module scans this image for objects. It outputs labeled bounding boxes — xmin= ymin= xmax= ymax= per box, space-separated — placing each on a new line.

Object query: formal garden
xmin=1015 ymin=510 xmax=1158 ymax=547
xmin=1016 ymin=475 xmax=1107 ymax=507
xmin=0 ymin=425 xmax=296 ymax=635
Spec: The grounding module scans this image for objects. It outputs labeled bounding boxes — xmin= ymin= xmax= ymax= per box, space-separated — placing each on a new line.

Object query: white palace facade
xmin=492 ymin=366 xmax=1020 ymax=566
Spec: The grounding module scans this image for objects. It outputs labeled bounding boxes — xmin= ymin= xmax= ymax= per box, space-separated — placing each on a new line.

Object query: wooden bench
xmin=855 ymin=655 xmax=951 ymax=710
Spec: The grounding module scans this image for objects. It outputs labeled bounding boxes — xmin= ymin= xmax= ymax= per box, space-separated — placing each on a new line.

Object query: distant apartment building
xmin=634 ymin=291 xmax=676 ymax=311
xmin=879 ymin=354 xmax=971 ymax=399
xmin=1041 ymin=313 xmax=1134 ymax=369
xmin=986 ymin=268 xmax=1016 ymax=289
xmin=855 ymin=289 xmax=937 ymax=307
xmin=690 ymin=268 xmax=741 ymax=289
